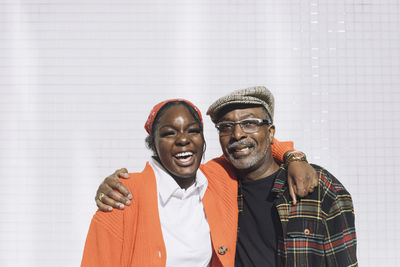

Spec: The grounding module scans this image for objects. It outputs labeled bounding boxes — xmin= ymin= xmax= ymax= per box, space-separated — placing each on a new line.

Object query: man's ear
xmin=268 ymin=125 xmax=275 ymax=144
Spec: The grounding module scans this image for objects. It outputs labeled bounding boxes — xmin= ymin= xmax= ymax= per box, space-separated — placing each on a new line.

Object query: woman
xmin=82 ymin=99 xmax=223 ymax=266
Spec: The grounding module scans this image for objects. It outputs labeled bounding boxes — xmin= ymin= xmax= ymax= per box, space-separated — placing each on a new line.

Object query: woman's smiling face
xmin=153 ymin=104 xmax=204 ymax=188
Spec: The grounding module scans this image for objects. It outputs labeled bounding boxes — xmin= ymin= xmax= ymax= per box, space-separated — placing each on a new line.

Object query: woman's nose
xmin=175 ymin=132 xmax=190 ymax=145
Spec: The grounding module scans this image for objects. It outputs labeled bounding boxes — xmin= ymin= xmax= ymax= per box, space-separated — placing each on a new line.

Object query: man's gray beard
xmin=227 ymin=145 xmax=269 ymax=171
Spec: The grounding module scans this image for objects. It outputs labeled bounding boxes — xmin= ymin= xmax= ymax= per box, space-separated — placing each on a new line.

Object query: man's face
xmin=217 ymin=106 xmax=275 ymax=172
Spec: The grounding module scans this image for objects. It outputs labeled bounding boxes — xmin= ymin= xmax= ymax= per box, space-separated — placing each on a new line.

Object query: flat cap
xmin=207 ymin=86 xmax=275 ymax=123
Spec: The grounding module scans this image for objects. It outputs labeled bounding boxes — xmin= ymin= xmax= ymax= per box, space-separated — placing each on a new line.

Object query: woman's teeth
xmin=175 ymin=151 xmax=193 ymax=158
xmin=174 ymin=152 xmax=194 ymax=163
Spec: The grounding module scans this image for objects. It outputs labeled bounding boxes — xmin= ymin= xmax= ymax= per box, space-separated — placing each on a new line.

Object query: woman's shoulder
xmin=119 ymin=162 xmax=157 ymax=193
xmin=201 ymin=156 xmax=236 ymax=178
xmin=200 ymin=156 xmax=237 ymax=193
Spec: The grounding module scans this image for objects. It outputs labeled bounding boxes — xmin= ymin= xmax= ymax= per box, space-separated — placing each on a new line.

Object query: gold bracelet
xmin=283 ymin=151 xmax=307 ymax=169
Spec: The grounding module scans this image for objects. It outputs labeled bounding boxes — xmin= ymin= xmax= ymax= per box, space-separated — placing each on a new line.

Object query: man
xmin=205 ymin=87 xmax=357 ymax=266
xmin=95 ymin=86 xmax=357 ymax=266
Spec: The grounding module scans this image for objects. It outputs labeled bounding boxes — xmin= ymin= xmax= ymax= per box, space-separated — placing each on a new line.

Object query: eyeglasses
xmin=215 ymin=118 xmax=271 ymax=136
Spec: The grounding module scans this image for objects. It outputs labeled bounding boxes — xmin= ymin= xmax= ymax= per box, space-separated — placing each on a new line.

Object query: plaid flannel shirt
xmin=271 ymin=164 xmax=357 ymax=267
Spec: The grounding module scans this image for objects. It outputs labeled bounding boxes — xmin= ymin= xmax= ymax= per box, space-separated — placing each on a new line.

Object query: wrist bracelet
xmin=283 ymin=151 xmax=307 ymax=169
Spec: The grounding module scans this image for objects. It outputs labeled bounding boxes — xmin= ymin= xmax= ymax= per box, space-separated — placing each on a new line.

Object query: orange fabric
xmin=81 ymin=163 xmax=233 ymax=267
xmin=271 ymin=138 xmax=294 ymax=162
xmin=200 ymin=158 xmax=239 ymax=267
xmin=81 ymin=163 xmax=167 ymax=267
xmin=82 ymin=139 xmax=294 ymax=267
xmin=144 ymin=99 xmax=203 ymax=135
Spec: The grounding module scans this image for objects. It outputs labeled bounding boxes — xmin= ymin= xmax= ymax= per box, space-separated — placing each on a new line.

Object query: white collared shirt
xmin=150 ymin=158 xmax=212 ymax=267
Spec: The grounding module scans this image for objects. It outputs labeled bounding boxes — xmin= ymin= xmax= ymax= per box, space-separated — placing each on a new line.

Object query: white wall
xmin=0 ymin=0 xmax=399 ymax=266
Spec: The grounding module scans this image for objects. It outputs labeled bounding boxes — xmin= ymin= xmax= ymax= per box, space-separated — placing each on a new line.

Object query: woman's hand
xmin=95 ymin=168 xmax=132 ymax=211
xmin=287 ymin=161 xmax=319 ymax=205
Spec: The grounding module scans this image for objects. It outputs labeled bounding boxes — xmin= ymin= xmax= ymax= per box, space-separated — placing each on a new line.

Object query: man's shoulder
xmin=310 ymin=164 xmax=353 ymax=205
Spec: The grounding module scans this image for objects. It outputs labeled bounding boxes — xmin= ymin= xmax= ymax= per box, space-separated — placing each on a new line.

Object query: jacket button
xmin=218 ymin=246 xmax=228 ymax=255
xmin=304 ymin=228 xmax=311 ymax=235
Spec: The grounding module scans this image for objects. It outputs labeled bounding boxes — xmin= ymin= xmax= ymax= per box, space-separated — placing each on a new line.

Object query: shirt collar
xmin=271 ymin=167 xmax=289 ymax=196
xmin=149 ymin=157 xmax=208 ymax=204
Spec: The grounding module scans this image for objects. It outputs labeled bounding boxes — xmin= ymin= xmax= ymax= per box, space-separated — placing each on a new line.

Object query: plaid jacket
xmin=272 ymin=165 xmax=357 ymax=267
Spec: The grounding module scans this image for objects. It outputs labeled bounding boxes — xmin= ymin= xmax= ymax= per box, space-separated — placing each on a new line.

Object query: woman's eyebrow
xmin=158 ymin=121 xmax=200 ymax=130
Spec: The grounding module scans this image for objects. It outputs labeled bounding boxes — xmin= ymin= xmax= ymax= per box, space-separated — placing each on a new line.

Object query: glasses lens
xmin=216 ymin=119 xmax=268 ymax=135
xmin=216 ymin=122 xmax=233 ymax=135
xmin=240 ymin=119 xmax=260 ymax=133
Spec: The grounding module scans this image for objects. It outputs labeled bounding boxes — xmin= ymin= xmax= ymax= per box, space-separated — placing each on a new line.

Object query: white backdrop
xmin=1 ymin=0 xmax=399 ymax=266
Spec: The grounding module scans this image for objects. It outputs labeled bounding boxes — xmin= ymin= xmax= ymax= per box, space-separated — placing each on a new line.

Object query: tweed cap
xmin=206 ymin=86 xmax=274 ymax=123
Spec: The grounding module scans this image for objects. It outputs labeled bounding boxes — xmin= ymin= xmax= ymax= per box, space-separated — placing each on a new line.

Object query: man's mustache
xmin=228 ymin=140 xmax=255 ymax=151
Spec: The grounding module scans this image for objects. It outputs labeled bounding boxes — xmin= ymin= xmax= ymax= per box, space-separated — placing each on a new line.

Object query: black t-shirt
xmin=235 ymin=171 xmax=282 ymax=267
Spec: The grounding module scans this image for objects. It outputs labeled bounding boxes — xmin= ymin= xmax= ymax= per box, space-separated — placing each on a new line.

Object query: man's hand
xmin=95 ymin=168 xmax=132 ymax=212
xmin=287 ymin=161 xmax=319 ymax=205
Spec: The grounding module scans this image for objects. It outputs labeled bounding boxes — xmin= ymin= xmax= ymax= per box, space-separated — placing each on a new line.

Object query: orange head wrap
xmin=144 ymin=99 xmax=203 ymax=135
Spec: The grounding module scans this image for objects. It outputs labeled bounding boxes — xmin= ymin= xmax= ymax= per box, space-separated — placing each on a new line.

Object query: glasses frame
xmin=215 ymin=118 xmax=272 ymax=136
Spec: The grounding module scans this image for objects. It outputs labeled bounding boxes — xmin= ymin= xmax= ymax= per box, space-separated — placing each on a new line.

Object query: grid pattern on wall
xmin=0 ymin=0 xmax=399 ymax=266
